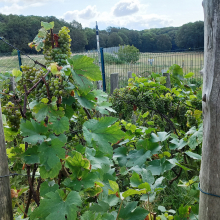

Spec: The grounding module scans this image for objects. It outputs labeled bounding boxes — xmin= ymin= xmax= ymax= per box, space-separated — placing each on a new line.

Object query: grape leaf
xmin=20 ymin=119 xmax=48 ymax=145
xmin=41 ymin=21 xmax=54 ymax=30
xmin=38 ymin=138 xmax=65 ymax=178
xmin=130 ymin=172 xmax=143 ymax=187
xmin=33 ymin=102 xmax=64 ymax=122
xmin=22 ymin=146 xmax=39 ymax=164
xmin=68 ymin=55 xmax=102 ymax=81
xmin=30 ymin=190 xmax=82 ymax=220
xmin=40 ymin=181 xmax=59 ymax=197
xmin=48 ymin=116 xmax=69 ymax=135
xmin=83 ymin=117 xmax=125 ymax=156
xmin=122 ymin=189 xmax=146 ymax=198
xmin=72 ymin=70 xmax=93 ymax=95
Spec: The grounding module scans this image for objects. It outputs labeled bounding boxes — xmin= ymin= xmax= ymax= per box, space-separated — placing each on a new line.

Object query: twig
xmin=16 ymin=201 xmax=27 ymax=218
xmin=23 ymin=85 xmax=28 ymax=116
xmin=116 ymin=200 xmax=123 ymax=220
xmin=42 ymin=76 xmax=51 ymax=100
xmin=169 ymin=168 xmax=182 ymax=185
xmin=83 ymin=107 xmax=92 ymax=119
xmin=27 ymin=70 xmax=50 ymax=95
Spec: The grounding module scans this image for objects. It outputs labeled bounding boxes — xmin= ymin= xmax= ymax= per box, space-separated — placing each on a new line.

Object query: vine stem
xmin=16 ymin=201 xmax=27 ymax=217
xmin=169 ymin=168 xmax=182 ymax=185
xmin=148 ymin=193 xmax=151 ymax=220
xmin=116 ymin=200 xmax=123 ymax=220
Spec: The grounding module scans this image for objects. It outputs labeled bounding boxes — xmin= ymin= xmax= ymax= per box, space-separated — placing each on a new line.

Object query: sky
xmin=0 ymin=0 xmax=204 ymax=30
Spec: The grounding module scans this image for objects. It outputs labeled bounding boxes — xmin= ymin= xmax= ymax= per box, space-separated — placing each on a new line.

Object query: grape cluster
xmin=4 ymin=101 xmax=21 ymax=131
xmin=43 ymin=27 xmax=72 ymax=67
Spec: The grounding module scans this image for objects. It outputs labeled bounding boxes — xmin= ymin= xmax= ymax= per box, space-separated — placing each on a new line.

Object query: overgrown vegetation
xmin=0 ymin=22 xmax=202 ymax=220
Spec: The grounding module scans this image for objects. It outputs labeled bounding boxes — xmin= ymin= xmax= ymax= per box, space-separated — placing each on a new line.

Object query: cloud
xmin=112 ymin=0 xmax=139 ymax=17
xmin=0 ymin=3 xmax=26 ymax=14
xmin=63 ymin=5 xmax=98 ymax=22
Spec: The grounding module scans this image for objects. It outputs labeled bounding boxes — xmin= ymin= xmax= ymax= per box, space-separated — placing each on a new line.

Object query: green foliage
xmin=1 ymin=22 xmax=202 ymax=220
xmin=117 ymin=45 xmax=140 ymax=63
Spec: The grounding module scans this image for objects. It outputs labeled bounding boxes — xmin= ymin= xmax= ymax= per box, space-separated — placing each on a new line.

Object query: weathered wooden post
xmin=110 ymin=73 xmax=119 ymax=95
xmin=127 ymin=71 xmax=132 ymax=79
xmin=162 ymin=69 xmax=171 ymax=89
xmin=199 ymin=0 xmax=220 ymax=219
xmin=0 ymin=101 xmax=13 ymax=220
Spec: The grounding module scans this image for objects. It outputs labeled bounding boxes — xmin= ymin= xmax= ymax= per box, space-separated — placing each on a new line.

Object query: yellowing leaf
xmin=12 ymin=69 xmax=22 ymax=77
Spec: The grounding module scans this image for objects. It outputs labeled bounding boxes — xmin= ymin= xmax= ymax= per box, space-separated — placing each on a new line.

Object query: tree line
xmin=0 ymin=13 xmax=204 ymax=54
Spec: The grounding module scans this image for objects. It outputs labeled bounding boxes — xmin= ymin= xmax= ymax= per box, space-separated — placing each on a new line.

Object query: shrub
xmin=11 ymin=49 xmax=17 ymax=56
xmin=117 ymin=45 xmax=140 ymax=63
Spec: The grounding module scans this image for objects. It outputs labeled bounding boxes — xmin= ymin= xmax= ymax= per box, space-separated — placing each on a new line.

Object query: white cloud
xmin=63 ymin=5 xmax=98 ymax=22
xmin=0 ymin=3 xmax=26 ymax=14
xmin=112 ymin=0 xmax=140 ymax=17
xmin=62 ymin=2 xmax=171 ymax=30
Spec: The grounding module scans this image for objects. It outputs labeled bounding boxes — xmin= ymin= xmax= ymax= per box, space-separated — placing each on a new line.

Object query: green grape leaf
xmin=63 ymin=172 xmax=98 ymax=191
xmin=48 ymin=116 xmax=69 ymax=135
xmin=169 ymin=138 xmax=187 ymax=150
xmin=150 ymin=132 xmax=170 ymax=143
xmin=40 ymin=162 xmax=61 ymax=179
xmin=3 ymin=127 xmax=18 ymax=142
xmin=113 ymin=147 xmax=127 ymax=167
xmin=12 ymin=69 xmax=22 ymax=78
xmin=68 ymin=55 xmax=102 ymax=81
xmin=38 ymin=138 xmax=65 ymax=178
xmin=83 ymin=117 xmax=125 ymax=156
xmin=72 ymin=70 xmax=93 ymax=95
xmin=20 ymin=119 xmax=48 ymax=145
xmin=33 ymin=102 xmax=64 ymax=122
xmin=127 ymin=149 xmax=151 ymax=167
xmin=108 ymin=180 xmax=119 ymax=194
xmin=119 ymin=202 xmax=138 ymax=218
xmin=85 ymin=185 xmax=103 ymax=197
xmin=22 ymin=146 xmax=39 ymax=164
xmin=40 ymin=181 xmax=59 ymax=197
xmin=130 ymin=172 xmax=143 ymax=187
xmin=41 ymin=21 xmax=54 ymax=30
xmin=75 ymin=92 xmax=95 ymax=110
xmin=185 ymin=151 xmax=201 ymax=160
xmin=81 ymin=211 xmax=96 ymax=220
xmin=38 ymin=28 xmax=47 ymax=38
xmin=65 ymin=105 xmax=74 ymax=119
xmin=30 ymin=190 xmax=82 ymax=220
xmin=85 ymin=148 xmax=111 ymax=170
xmin=66 ymin=151 xmax=90 ymax=170
xmin=90 ymin=201 xmax=110 ymax=213
xmin=95 ymin=101 xmax=116 ymax=115
xmin=186 ymin=124 xmax=203 ymax=150
xmin=122 ymin=189 xmax=146 ymax=198
xmin=184 ymin=72 xmax=194 ymax=78
xmin=138 ymin=182 xmax=151 ymax=192
xmin=141 ymin=170 xmax=155 ymax=185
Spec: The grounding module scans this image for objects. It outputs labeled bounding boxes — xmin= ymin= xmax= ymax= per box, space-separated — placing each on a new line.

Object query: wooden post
xmin=199 ymin=0 xmax=220 ymax=219
xmin=110 ymin=73 xmax=118 ymax=95
xmin=0 ymin=101 xmax=13 ymax=220
xmin=127 ymin=71 xmax=132 ymax=79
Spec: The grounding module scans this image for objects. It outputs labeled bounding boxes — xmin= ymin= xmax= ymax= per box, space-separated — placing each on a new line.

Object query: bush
xmin=11 ymin=49 xmax=17 ymax=56
xmin=117 ymin=45 xmax=140 ymax=63
xmin=94 ymin=53 xmax=125 ymax=65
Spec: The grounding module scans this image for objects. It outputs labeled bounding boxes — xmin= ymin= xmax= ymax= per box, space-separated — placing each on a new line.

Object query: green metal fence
xmin=0 ymin=48 xmax=204 ymax=94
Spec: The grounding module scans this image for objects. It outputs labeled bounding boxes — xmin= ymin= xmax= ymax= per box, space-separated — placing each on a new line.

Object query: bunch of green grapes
xmin=191 ymin=98 xmax=202 ymax=110
xmin=43 ymin=33 xmax=53 ymax=66
xmin=17 ymin=66 xmax=38 ymax=92
xmin=3 ymin=101 xmax=21 ymax=131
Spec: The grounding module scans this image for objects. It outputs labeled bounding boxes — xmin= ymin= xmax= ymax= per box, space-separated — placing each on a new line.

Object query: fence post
xmin=162 ymin=69 xmax=171 ymax=89
xmin=100 ymin=47 xmax=106 ymax=92
xmin=17 ymin=50 xmax=22 ymax=71
xmin=0 ymin=101 xmax=13 ymax=220
xmin=190 ymin=60 xmax=193 ymax=70
xmin=110 ymin=73 xmax=119 ymax=95
xmin=182 ymin=60 xmax=184 ymax=68
xmin=128 ymin=71 xmax=132 ymax=79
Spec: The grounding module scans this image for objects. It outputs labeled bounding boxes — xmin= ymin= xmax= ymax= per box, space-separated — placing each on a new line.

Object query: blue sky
xmin=0 ymin=0 xmax=204 ymax=30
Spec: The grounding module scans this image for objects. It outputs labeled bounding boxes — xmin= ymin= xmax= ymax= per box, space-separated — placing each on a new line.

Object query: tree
xmin=156 ymin=34 xmax=172 ymax=51
xmin=175 ymin=21 xmax=204 ymax=49
xmin=107 ymin=32 xmax=123 ymax=47
xmin=140 ymin=32 xmax=157 ymax=52
xmin=199 ymin=0 xmax=220 ymax=218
